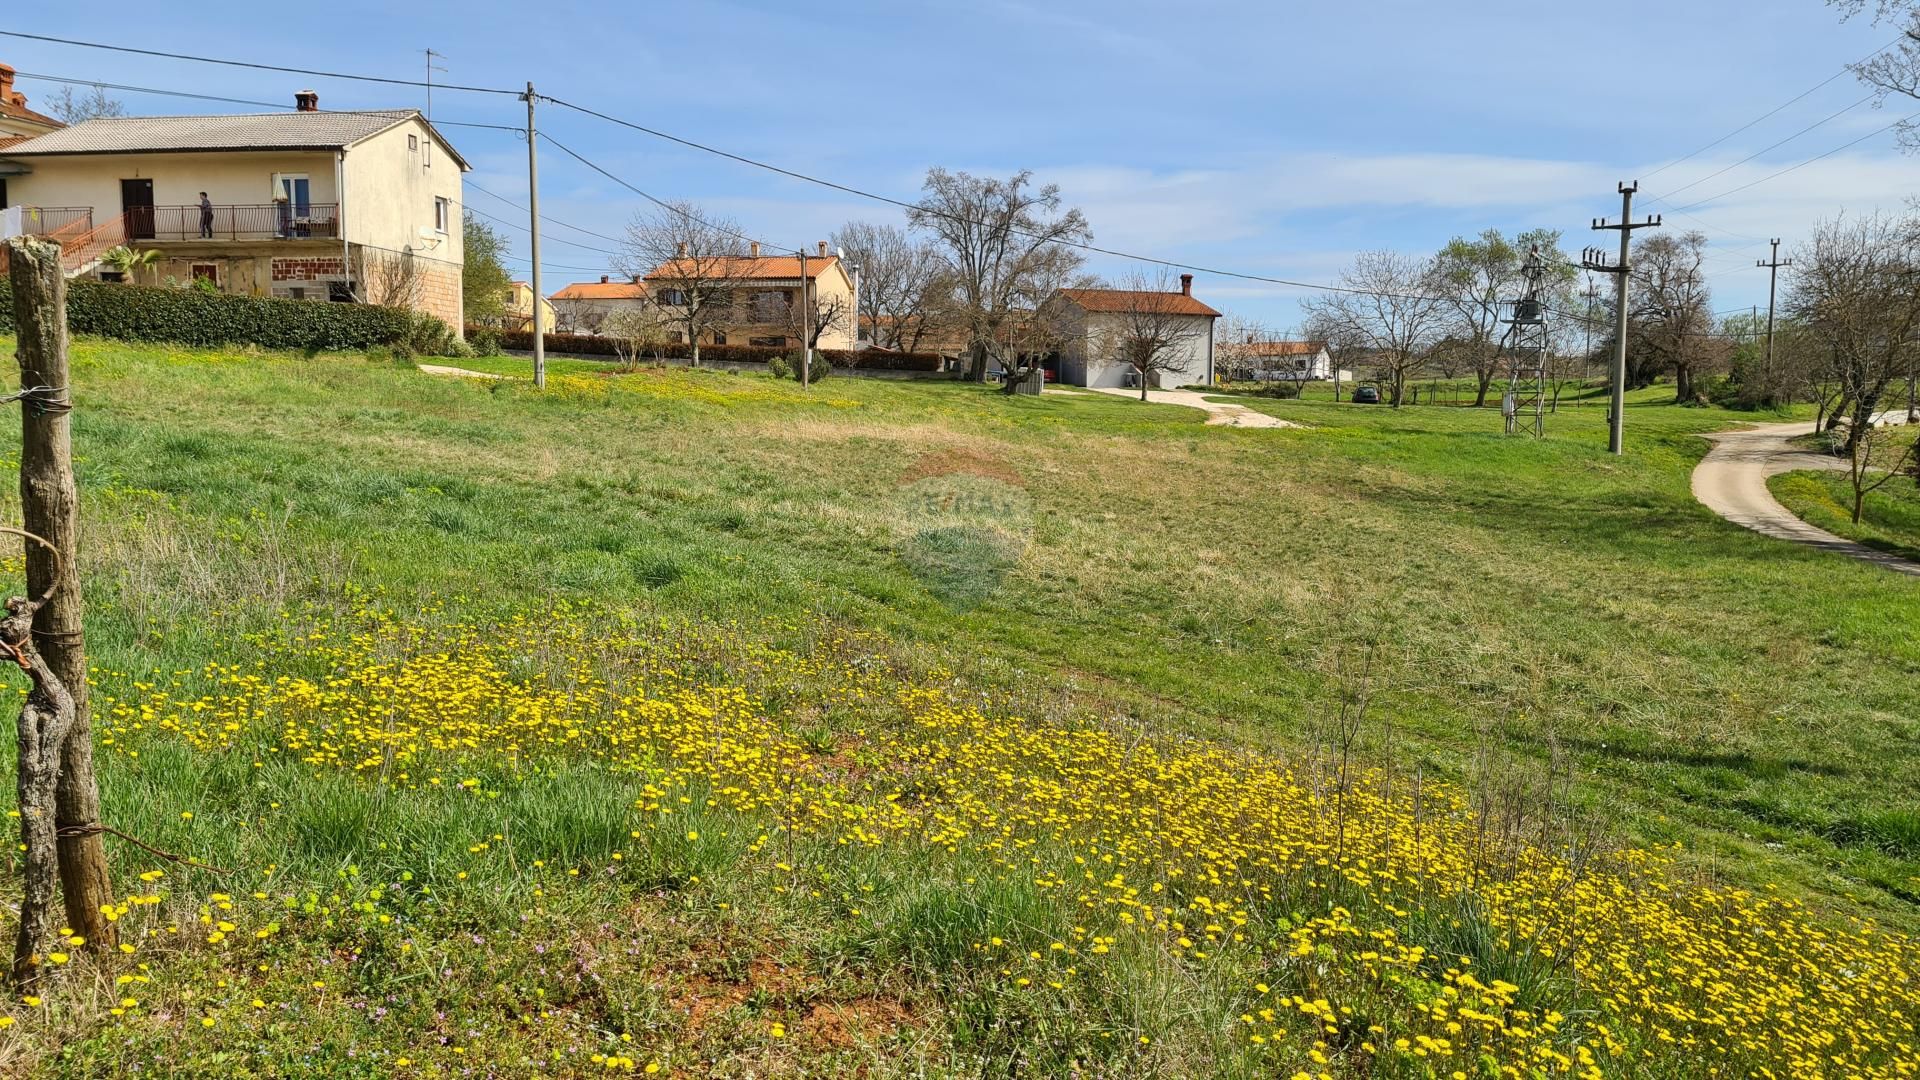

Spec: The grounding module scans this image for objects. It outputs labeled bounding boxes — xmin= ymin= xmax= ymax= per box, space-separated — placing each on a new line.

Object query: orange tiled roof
xmin=1055 ymin=287 xmax=1220 ymax=318
xmin=645 ymin=254 xmax=837 ymax=282
xmin=551 ymin=279 xmax=647 ymax=300
xmin=1244 ymin=340 xmax=1326 ymax=357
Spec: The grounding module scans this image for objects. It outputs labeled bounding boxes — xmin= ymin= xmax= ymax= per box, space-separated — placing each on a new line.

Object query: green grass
xmin=0 ymin=337 xmax=1916 ymax=1075
xmin=1771 ymin=467 xmax=1920 ymax=562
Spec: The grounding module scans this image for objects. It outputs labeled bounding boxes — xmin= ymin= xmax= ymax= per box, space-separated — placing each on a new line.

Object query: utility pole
xmin=798 ymin=247 xmax=811 ymax=389
xmin=1582 ymin=182 xmax=1660 ymax=455
xmin=524 ymin=82 xmax=545 ymax=390
xmin=1757 ymin=238 xmax=1791 ymax=394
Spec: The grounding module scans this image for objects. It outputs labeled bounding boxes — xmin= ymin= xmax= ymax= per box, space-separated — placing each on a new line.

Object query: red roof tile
xmin=644 ymin=254 xmax=838 ymax=282
xmin=551 ymin=279 xmax=647 ymax=300
xmin=1055 ymin=287 xmax=1220 ymax=318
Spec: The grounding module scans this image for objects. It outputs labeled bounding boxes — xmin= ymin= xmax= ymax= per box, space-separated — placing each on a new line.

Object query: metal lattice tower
xmin=1500 ymin=247 xmax=1551 ymax=437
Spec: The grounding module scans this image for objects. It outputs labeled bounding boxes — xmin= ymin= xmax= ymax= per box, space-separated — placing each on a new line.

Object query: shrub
xmin=765 ymin=355 xmax=792 ymax=379
xmin=0 ymin=278 xmax=415 ymax=352
xmin=468 ymin=329 xmax=502 ymax=357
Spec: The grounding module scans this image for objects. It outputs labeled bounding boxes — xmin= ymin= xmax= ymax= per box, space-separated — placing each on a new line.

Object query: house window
xmin=749 ymin=335 xmax=786 ymax=347
xmin=0 ymin=178 xmax=8 ymax=210
xmin=657 ymin=289 xmax=686 ymax=307
xmin=434 ymin=197 xmax=450 ymax=233
xmin=712 ymin=332 xmax=728 ymax=346
xmin=667 ymin=331 xmax=685 ymax=344
xmin=189 ymin=263 xmax=219 ymax=286
xmin=408 ymin=133 xmax=419 ymax=152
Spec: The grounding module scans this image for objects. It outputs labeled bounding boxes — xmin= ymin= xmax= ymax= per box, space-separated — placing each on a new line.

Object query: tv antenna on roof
xmin=424 ymin=49 xmax=447 ymax=120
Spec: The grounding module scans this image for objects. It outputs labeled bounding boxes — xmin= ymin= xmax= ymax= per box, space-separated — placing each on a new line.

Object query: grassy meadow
xmin=1772 ymin=467 xmax=1920 ymax=563
xmin=0 ymin=338 xmax=1915 ymax=1077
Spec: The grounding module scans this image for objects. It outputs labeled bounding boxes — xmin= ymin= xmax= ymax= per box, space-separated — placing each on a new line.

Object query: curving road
xmin=1692 ymin=416 xmax=1920 ymax=577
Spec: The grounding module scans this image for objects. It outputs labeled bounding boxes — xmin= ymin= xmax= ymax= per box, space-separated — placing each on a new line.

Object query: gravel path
xmin=1085 ymin=386 xmax=1299 ymax=428
xmin=1692 ymin=416 xmax=1920 ymax=577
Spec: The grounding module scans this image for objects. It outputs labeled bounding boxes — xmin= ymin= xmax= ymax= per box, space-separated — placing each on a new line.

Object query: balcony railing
xmin=0 ymin=206 xmax=93 ymax=239
xmin=141 ymin=203 xmax=340 ymax=242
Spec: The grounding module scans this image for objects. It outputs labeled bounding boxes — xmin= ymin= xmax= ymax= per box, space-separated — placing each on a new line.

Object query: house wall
xmin=552 ymin=296 xmax=649 ymax=334
xmin=1070 ymin=311 xmax=1216 ymax=389
xmin=340 ymin=118 xmax=464 ymax=329
xmin=4 ymin=148 xmax=345 ymax=240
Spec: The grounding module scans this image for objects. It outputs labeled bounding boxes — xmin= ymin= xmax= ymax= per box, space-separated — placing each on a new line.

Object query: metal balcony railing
xmin=142 ymin=203 xmax=340 ymax=242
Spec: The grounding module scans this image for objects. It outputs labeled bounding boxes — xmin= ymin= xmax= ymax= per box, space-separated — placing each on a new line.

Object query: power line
xmin=0 ymin=30 xmax=519 ymax=95
xmin=11 ymin=69 xmax=524 ymax=133
xmin=464 ymin=178 xmax=626 ymax=247
xmin=534 ymin=131 xmax=787 ymax=256
xmin=1638 ymin=35 xmax=1902 ymax=182
xmin=1648 ymin=92 xmax=1877 ymax=202
xmin=1669 ymin=109 xmax=1920 ymax=212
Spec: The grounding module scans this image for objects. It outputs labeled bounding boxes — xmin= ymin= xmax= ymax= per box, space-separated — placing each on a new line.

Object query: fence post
xmin=7 ymin=236 xmax=116 ymax=954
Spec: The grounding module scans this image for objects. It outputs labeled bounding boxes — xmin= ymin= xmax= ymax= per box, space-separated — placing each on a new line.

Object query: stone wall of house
xmin=415 ymin=260 xmax=463 ymax=330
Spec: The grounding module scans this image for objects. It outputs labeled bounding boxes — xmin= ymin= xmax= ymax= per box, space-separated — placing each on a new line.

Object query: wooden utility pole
xmin=798 ymin=247 xmax=811 ymax=389
xmin=7 ymin=237 xmax=115 ymax=954
xmin=1583 ymin=182 xmax=1660 ymax=455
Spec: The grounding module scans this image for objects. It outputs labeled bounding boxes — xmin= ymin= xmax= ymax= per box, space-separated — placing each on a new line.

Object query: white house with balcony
xmin=0 ymin=89 xmax=469 ymax=328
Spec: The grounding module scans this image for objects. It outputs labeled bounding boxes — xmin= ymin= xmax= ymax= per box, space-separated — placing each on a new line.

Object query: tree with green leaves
xmin=462 ymin=213 xmax=513 ymax=329
xmin=1430 ymin=228 xmax=1574 ymax=407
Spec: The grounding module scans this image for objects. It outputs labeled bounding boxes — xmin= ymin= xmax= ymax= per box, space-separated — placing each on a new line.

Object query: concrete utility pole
xmin=1757 ymin=238 xmax=1791 ymax=392
xmin=524 ymin=82 xmax=546 ymax=390
xmin=798 ymin=247 xmax=811 ymax=389
xmin=1583 ymin=182 xmax=1661 ymax=455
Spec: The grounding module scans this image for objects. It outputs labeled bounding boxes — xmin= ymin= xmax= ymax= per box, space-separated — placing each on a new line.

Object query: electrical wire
xmin=10 ymin=69 xmax=524 ymax=133
xmin=0 ymin=30 xmax=519 ymax=95
xmin=1669 ymin=109 xmax=1920 ymax=212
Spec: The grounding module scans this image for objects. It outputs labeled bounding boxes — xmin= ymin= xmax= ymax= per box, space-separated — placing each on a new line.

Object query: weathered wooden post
xmin=7 ymin=236 xmax=115 ymax=955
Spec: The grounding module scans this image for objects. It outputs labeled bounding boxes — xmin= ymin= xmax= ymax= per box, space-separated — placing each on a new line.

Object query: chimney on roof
xmin=295 ymin=89 xmax=319 ymax=112
xmin=817 ymin=240 xmax=828 ymax=258
xmin=749 ymin=240 xmax=760 ymax=258
xmin=600 ymin=275 xmax=609 ymax=284
xmin=676 ymin=241 xmax=687 ymax=258
xmin=0 ymin=64 xmax=18 ymax=110
xmin=632 ymin=274 xmax=642 ymax=285
xmin=1180 ymin=274 xmax=1193 ymax=296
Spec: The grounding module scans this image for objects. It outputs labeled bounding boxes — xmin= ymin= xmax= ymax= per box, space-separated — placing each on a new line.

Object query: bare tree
xmin=619 ymin=202 xmax=750 ymax=367
xmin=1845 ymin=423 xmax=1919 ymax=522
xmin=831 ymin=222 xmax=946 ymax=352
xmin=1212 ymin=313 xmax=1274 ymax=383
xmin=1091 ymin=270 xmax=1211 ymax=401
xmin=1302 ymin=251 xmax=1447 ymax=407
xmin=44 ymin=84 xmax=126 ymax=125
xmin=1788 ymin=213 xmax=1920 ymax=453
xmin=1625 ymin=231 xmax=1716 ymax=401
xmin=360 ymin=248 xmax=425 ymax=309
xmin=908 ymin=169 xmax=1091 ymax=382
xmin=783 ymin=289 xmax=851 ymax=352
xmin=604 ymin=307 xmax=667 ymax=371
xmin=1834 ymin=1 xmax=1920 ymax=151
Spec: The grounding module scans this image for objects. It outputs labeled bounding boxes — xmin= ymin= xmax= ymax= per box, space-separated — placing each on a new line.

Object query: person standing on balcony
xmin=198 ymin=192 xmax=214 ymax=239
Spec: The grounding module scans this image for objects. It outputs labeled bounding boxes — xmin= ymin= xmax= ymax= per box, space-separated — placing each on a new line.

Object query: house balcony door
xmin=121 ymin=178 xmax=155 ymax=240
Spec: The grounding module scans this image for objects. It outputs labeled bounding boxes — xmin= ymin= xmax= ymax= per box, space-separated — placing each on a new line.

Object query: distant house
xmin=0 ymin=63 xmax=66 ymax=237
xmin=501 ymin=279 xmax=558 ymax=332
xmin=550 ymin=275 xmax=647 ymax=335
xmin=0 ymin=89 xmax=469 ymax=328
xmin=1047 ymin=275 xmax=1221 ymax=389
xmin=645 ymin=240 xmax=857 ymax=349
xmin=1242 ymin=340 xmax=1335 ymax=380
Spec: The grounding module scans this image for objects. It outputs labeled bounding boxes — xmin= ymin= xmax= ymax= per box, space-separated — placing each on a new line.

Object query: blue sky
xmin=4 ymin=2 xmax=1909 ymax=328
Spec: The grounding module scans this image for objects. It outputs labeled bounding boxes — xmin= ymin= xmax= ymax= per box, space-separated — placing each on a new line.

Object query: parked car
xmin=1352 ymin=385 xmax=1382 ymax=404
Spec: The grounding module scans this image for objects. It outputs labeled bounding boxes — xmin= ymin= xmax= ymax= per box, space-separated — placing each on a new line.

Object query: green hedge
xmin=0 ymin=279 xmax=417 ymax=351
xmin=485 ymin=327 xmax=946 ymax=372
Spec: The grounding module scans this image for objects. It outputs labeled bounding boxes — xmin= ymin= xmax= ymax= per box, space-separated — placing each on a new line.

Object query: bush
xmin=468 ymin=329 xmax=502 ymax=357
xmin=765 ymin=355 xmax=792 ymax=379
xmin=0 ymin=278 xmax=416 ymax=352
xmin=1211 ymin=380 xmax=1303 ymax=399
